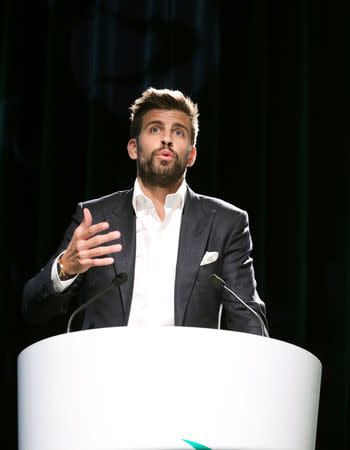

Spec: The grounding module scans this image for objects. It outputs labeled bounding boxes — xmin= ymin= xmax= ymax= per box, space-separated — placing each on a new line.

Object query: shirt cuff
xmin=51 ymin=251 xmax=79 ymax=293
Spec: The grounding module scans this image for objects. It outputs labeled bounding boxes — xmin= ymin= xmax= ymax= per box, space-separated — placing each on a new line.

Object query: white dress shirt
xmin=51 ymin=179 xmax=187 ymax=327
xmin=128 ymin=178 xmax=186 ymax=326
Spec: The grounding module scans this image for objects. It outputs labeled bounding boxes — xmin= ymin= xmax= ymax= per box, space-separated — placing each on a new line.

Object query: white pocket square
xmin=200 ymin=251 xmax=219 ymax=266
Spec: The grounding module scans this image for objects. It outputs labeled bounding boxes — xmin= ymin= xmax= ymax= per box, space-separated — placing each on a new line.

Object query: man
xmin=22 ymin=87 xmax=268 ymax=335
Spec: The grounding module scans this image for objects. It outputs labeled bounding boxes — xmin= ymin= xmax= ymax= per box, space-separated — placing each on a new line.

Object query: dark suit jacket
xmin=22 ymin=187 xmax=268 ymax=335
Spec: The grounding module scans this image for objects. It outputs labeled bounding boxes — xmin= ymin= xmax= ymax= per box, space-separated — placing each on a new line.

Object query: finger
xmin=79 ymin=257 xmax=115 ymax=267
xmin=75 ymin=208 xmax=94 ymax=237
xmin=83 ymin=208 xmax=93 ymax=227
xmin=91 ymin=257 xmax=115 ymax=267
xmin=85 ymin=231 xmax=121 ymax=248
xmin=79 ymin=221 xmax=110 ymax=240
xmin=82 ymin=244 xmax=122 ymax=259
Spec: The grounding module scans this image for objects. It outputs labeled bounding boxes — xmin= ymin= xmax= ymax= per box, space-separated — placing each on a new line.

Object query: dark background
xmin=1 ymin=1 xmax=349 ymax=449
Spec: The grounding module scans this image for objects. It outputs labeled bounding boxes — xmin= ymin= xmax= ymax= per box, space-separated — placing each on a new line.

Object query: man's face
xmin=127 ymin=109 xmax=196 ymax=188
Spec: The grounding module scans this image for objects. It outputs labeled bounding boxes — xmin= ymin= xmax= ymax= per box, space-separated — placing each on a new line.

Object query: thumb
xmin=82 ymin=207 xmax=93 ymax=228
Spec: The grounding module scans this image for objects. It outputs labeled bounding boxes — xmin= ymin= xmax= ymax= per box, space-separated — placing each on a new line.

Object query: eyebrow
xmin=144 ymin=120 xmax=190 ymax=134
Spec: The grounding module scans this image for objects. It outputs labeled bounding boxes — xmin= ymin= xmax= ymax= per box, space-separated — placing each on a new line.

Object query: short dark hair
xmin=129 ymin=87 xmax=199 ymax=145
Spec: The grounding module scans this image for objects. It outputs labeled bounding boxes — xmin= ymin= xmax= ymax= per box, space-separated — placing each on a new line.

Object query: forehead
xmin=141 ymin=109 xmax=191 ymax=129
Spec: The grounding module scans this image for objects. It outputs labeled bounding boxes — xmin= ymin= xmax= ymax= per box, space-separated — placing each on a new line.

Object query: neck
xmin=137 ymin=177 xmax=184 ymax=221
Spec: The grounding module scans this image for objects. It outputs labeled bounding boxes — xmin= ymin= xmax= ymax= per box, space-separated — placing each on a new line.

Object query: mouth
xmin=156 ymin=149 xmax=175 ymax=161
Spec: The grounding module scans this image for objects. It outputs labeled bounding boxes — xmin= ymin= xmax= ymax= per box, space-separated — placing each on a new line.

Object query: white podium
xmin=17 ymin=327 xmax=322 ymax=450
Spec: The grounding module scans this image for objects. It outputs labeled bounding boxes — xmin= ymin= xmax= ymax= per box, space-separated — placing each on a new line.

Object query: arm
xmin=220 ymin=210 xmax=268 ymax=336
xmin=22 ymin=206 xmax=122 ymax=324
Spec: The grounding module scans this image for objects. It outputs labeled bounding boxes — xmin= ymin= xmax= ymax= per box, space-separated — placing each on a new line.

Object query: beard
xmin=136 ymin=144 xmax=190 ymax=188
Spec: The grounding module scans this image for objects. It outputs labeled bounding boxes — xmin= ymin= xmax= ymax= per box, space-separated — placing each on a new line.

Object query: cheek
xmin=139 ymin=134 xmax=160 ymax=150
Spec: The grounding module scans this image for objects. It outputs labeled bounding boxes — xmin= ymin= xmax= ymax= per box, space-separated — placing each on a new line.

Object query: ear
xmin=127 ymin=138 xmax=138 ymax=160
xmin=187 ymin=147 xmax=197 ymax=167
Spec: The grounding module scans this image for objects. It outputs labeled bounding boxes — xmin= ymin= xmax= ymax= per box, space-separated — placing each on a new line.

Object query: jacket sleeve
xmin=21 ymin=204 xmax=84 ymax=324
xmin=220 ymin=210 xmax=269 ymax=336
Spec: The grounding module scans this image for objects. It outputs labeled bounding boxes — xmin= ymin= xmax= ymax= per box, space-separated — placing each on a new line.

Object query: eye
xmin=150 ymin=127 xmax=160 ymax=133
xmin=174 ymin=129 xmax=183 ymax=136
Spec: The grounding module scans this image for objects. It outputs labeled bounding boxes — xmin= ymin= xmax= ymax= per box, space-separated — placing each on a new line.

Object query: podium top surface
xmin=18 ymin=325 xmax=322 ymax=368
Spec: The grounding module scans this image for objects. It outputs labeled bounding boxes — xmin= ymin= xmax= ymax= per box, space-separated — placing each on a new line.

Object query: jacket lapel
xmin=108 ymin=189 xmax=136 ymax=321
xmin=174 ymin=187 xmax=216 ymax=325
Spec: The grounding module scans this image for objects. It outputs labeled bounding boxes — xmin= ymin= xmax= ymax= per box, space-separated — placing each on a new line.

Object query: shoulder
xmin=80 ymin=189 xmax=133 ymax=210
xmin=70 ymin=189 xmax=133 ymax=224
xmin=188 ymin=187 xmax=248 ymax=221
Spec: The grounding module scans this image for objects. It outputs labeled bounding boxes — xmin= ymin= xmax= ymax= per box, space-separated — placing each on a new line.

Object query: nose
xmin=161 ymin=131 xmax=173 ymax=147
xmin=161 ymin=139 xmax=172 ymax=147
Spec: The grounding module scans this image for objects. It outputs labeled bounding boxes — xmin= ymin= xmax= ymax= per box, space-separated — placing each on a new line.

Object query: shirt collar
xmin=132 ymin=178 xmax=187 ymax=214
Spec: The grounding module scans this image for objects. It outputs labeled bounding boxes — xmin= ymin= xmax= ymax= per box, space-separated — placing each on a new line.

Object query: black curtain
xmin=1 ymin=1 xmax=349 ymax=449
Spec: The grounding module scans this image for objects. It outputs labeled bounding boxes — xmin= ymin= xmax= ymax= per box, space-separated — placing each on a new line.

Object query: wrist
xmin=57 ymin=257 xmax=76 ymax=280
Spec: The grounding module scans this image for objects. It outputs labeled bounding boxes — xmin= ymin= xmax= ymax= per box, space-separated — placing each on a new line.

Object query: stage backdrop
xmin=0 ymin=1 xmax=349 ymax=449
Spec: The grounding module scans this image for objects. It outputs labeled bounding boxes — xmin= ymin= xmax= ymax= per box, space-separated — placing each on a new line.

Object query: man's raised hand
xmin=59 ymin=208 xmax=122 ymax=275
